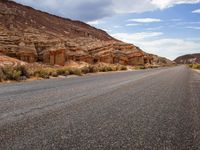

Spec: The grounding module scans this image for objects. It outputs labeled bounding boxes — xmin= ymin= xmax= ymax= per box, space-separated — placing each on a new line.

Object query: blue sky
xmin=14 ymin=0 xmax=200 ymax=60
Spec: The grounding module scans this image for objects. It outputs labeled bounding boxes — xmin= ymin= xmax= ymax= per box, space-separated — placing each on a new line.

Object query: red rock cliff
xmin=0 ymin=0 xmax=171 ymax=66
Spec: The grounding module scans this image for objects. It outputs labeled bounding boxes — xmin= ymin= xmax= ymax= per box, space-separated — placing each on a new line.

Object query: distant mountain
xmin=174 ymin=53 xmax=200 ymax=64
xmin=0 ymin=0 xmax=173 ymax=66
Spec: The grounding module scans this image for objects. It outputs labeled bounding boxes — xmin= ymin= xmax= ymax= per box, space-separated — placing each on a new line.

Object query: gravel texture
xmin=0 ymin=66 xmax=200 ymax=150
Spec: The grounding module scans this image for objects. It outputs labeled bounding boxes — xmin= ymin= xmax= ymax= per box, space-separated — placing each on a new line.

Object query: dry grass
xmin=188 ymin=64 xmax=200 ymax=70
xmin=0 ymin=63 xmax=129 ymax=82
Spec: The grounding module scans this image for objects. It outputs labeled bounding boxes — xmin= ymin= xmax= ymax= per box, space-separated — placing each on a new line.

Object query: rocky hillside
xmin=174 ymin=53 xmax=200 ymax=64
xmin=0 ymin=0 xmax=172 ymax=66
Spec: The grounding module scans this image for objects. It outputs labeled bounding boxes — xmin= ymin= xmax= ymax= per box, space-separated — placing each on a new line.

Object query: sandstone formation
xmin=0 ymin=54 xmax=26 ymax=67
xmin=174 ymin=53 xmax=200 ymax=64
xmin=0 ymin=0 xmax=172 ymax=66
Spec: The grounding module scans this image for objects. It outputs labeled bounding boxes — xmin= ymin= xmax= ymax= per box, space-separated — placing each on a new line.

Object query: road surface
xmin=0 ymin=66 xmax=200 ymax=149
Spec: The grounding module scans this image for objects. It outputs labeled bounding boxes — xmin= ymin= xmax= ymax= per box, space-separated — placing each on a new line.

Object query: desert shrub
xmin=134 ymin=66 xmax=146 ymax=70
xmin=88 ymin=65 xmax=98 ymax=73
xmin=0 ymin=68 xmax=5 ymax=82
xmin=2 ymin=66 xmax=22 ymax=80
xmin=56 ymin=68 xmax=68 ymax=75
xmin=188 ymin=64 xmax=193 ymax=68
xmin=190 ymin=64 xmax=200 ymax=70
xmin=51 ymin=71 xmax=58 ymax=77
xmin=106 ymin=66 xmax=114 ymax=71
xmin=15 ymin=65 xmax=29 ymax=77
xmin=70 ymin=68 xmax=82 ymax=76
xmin=139 ymin=66 xmax=146 ymax=69
xmin=64 ymin=70 xmax=70 ymax=76
xmin=115 ymin=65 xmax=121 ymax=71
xmin=65 ymin=67 xmax=82 ymax=76
xmin=120 ymin=66 xmax=128 ymax=70
xmin=99 ymin=66 xmax=107 ymax=72
xmin=34 ymin=69 xmax=50 ymax=79
xmin=81 ymin=66 xmax=90 ymax=74
xmin=149 ymin=66 xmax=159 ymax=69
xmin=111 ymin=66 xmax=118 ymax=71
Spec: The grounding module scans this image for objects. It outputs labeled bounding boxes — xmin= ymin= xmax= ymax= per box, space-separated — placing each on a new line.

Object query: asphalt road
xmin=0 ymin=66 xmax=200 ymax=150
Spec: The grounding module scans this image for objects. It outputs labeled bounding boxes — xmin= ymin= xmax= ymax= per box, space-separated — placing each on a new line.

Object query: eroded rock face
xmin=174 ymin=53 xmax=200 ymax=64
xmin=0 ymin=0 xmax=171 ymax=66
xmin=0 ymin=54 xmax=27 ymax=67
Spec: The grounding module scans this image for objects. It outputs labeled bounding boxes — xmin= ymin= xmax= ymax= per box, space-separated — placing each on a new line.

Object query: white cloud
xmin=126 ymin=23 xmax=140 ymax=27
xmin=152 ymin=0 xmax=200 ymax=9
xmin=186 ymin=26 xmax=200 ymax=30
xmin=146 ymin=26 xmax=163 ymax=30
xmin=113 ymin=25 xmax=122 ymax=28
xmin=112 ymin=32 xmax=200 ymax=59
xmin=113 ymin=0 xmax=200 ymax=14
xmin=127 ymin=18 xmax=162 ymax=23
xmin=112 ymin=32 xmax=163 ymax=42
xmin=192 ymin=9 xmax=200 ymax=13
xmin=87 ymin=20 xmax=105 ymax=26
xmin=14 ymin=0 xmax=200 ymax=21
xmin=112 ymin=0 xmax=156 ymax=13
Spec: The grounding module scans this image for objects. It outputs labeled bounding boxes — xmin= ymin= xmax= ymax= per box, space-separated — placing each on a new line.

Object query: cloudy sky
xmin=14 ymin=0 xmax=200 ymax=60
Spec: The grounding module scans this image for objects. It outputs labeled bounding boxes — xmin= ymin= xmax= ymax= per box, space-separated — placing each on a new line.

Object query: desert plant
xmin=188 ymin=64 xmax=193 ymax=68
xmin=107 ymin=66 xmax=113 ymax=72
xmin=70 ymin=68 xmax=82 ymax=76
xmin=2 ymin=66 xmax=22 ymax=80
xmin=15 ymin=65 xmax=29 ymax=77
xmin=99 ymin=66 xmax=108 ymax=72
xmin=64 ymin=70 xmax=70 ymax=76
xmin=120 ymin=66 xmax=127 ymax=70
xmin=0 ymin=68 xmax=5 ymax=82
xmin=51 ymin=71 xmax=58 ymax=77
xmin=34 ymin=69 xmax=50 ymax=79
xmin=88 ymin=65 xmax=98 ymax=73
xmin=190 ymin=64 xmax=200 ymax=70
xmin=56 ymin=68 xmax=68 ymax=75
xmin=81 ymin=66 xmax=90 ymax=74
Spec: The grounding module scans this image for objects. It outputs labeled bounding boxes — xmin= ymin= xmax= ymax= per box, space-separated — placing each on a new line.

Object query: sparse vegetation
xmin=0 ymin=63 xmax=129 ymax=83
xmin=188 ymin=64 xmax=200 ymax=70
xmin=134 ymin=66 xmax=146 ymax=70
xmin=0 ymin=66 xmax=22 ymax=81
xmin=34 ymin=69 xmax=50 ymax=79
xmin=0 ymin=68 xmax=6 ymax=82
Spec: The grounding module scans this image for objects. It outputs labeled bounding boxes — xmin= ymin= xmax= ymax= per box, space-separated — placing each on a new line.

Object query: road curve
xmin=0 ymin=66 xmax=200 ymax=149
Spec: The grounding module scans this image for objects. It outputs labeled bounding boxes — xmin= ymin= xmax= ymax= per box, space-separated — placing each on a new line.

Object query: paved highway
xmin=0 ymin=66 xmax=200 ymax=149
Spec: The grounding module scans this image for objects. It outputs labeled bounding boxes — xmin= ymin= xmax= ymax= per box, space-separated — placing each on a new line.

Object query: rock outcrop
xmin=0 ymin=54 xmax=27 ymax=67
xmin=0 ymin=0 xmax=171 ymax=66
xmin=174 ymin=53 xmax=200 ymax=64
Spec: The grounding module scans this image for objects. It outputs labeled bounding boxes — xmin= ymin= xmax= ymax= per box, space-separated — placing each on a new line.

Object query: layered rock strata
xmin=0 ymin=0 xmax=171 ymax=66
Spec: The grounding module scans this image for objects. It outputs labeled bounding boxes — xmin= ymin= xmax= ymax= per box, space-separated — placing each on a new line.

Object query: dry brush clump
xmin=188 ymin=64 xmax=200 ymax=70
xmin=0 ymin=65 xmax=29 ymax=81
xmin=0 ymin=63 xmax=128 ymax=82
